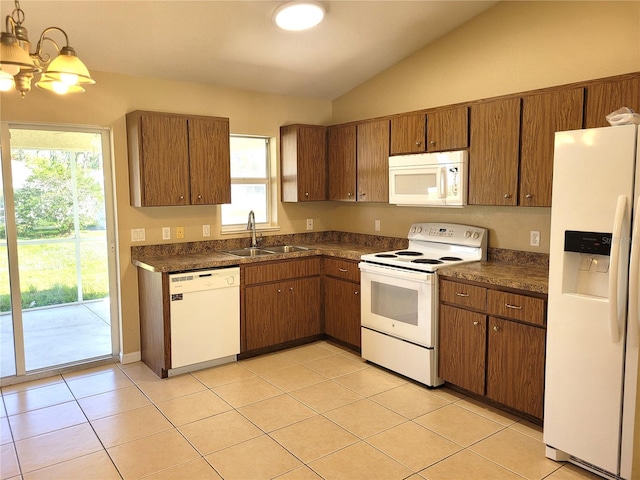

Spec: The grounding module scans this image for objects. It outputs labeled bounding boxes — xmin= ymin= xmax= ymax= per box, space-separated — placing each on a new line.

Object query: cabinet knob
xmin=354 ymin=291 xmax=359 ymax=295
xmin=197 ymin=194 xmax=202 ymax=199
xmin=305 ymin=192 xmax=309 ymax=197
xmin=289 ymin=287 xmax=294 ymax=291
xmin=493 ymin=325 xmax=500 ymax=332
xmin=525 ymin=194 xmax=533 ymax=199
xmin=503 ymin=193 xmax=511 ymax=199
xmin=429 ymin=140 xmax=436 ymax=145
xmin=415 ymin=141 xmax=422 ymax=146
xmin=347 ymin=192 xmax=352 ymax=197
xmin=473 ymin=321 xmax=479 ymax=325
xmin=180 ymin=195 xmax=184 ymax=200
xmin=277 ymin=289 xmax=282 ymax=293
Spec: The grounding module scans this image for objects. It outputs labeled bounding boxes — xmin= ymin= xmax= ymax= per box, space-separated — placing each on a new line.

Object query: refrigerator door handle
xmin=609 ymin=195 xmax=626 ymax=344
xmin=628 ymin=195 xmax=640 ymax=348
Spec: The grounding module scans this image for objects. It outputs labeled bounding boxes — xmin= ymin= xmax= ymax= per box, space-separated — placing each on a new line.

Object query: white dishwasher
xmin=168 ymin=267 xmax=240 ymax=376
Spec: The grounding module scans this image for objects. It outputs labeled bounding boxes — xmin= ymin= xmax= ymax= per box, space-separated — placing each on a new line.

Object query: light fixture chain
xmin=12 ymin=0 xmax=25 ymax=26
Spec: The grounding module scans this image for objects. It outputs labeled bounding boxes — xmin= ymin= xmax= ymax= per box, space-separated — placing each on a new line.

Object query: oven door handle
xmin=358 ymin=262 xmax=431 ymax=281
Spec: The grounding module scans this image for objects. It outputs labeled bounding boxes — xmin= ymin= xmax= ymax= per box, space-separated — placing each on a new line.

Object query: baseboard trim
xmin=120 ymin=351 xmax=141 ymax=364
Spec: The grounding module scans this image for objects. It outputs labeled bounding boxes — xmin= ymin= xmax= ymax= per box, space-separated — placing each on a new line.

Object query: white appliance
xmin=388 ymin=150 xmax=467 ymax=206
xmin=168 ymin=267 xmax=240 ymax=376
xmin=359 ymin=222 xmax=487 ymax=387
xmin=544 ymin=124 xmax=640 ymax=479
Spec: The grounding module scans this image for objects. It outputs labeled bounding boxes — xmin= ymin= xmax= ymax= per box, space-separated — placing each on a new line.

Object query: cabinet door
xmin=281 ymin=125 xmax=327 ymax=202
xmin=245 ymin=282 xmax=288 ymax=350
xmin=390 ymin=114 xmax=426 ymax=155
xmin=328 ymin=124 xmax=357 ymax=201
xmin=438 ymin=304 xmax=486 ymax=395
xmin=357 ymin=120 xmax=390 ymax=202
xmin=585 ymin=77 xmax=640 ymax=128
xmin=520 ymin=88 xmax=584 ymax=207
xmin=140 ymin=114 xmax=190 ymax=206
xmin=286 ymin=277 xmax=322 ymax=341
xmin=188 ymin=117 xmax=231 ymax=205
xmin=427 ymin=106 xmax=469 ymax=152
xmin=468 ymin=98 xmax=521 ymax=206
xmin=324 ymin=276 xmax=361 ymax=348
xmin=486 ymin=317 xmax=545 ymax=419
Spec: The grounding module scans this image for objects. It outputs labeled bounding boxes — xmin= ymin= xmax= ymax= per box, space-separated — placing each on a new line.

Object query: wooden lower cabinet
xmin=438 ymin=305 xmax=486 ymax=396
xmin=324 ymin=276 xmax=361 ymax=348
xmin=242 ymin=258 xmax=322 ymax=353
xmin=439 ymin=278 xmax=547 ymax=420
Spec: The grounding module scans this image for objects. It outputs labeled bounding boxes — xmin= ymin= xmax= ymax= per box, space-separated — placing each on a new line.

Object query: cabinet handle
xmin=339 ymin=268 xmax=348 ymax=272
xmin=503 ymin=193 xmax=511 ymax=199
xmin=493 ymin=325 xmax=500 ymax=331
xmin=455 ymin=292 xmax=470 ymax=297
xmin=355 ymin=291 xmax=359 ymax=295
xmin=505 ymin=303 xmax=522 ymax=310
xmin=525 ymin=194 xmax=533 ymax=199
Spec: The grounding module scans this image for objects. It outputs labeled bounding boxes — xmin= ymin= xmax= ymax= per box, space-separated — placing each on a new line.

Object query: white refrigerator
xmin=544 ymin=124 xmax=640 ymax=479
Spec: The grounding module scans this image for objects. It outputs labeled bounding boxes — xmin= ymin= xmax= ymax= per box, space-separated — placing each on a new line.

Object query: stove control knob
xmin=409 ymin=226 xmax=416 ymax=234
xmin=464 ymin=230 xmax=471 ymax=238
xmin=472 ymin=231 xmax=480 ymax=239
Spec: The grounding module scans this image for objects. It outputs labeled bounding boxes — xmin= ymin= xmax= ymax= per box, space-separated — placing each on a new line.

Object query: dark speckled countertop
xmin=437 ymin=248 xmax=549 ymax=294
xmin=132 ymin=233 xmax=550 ymax=294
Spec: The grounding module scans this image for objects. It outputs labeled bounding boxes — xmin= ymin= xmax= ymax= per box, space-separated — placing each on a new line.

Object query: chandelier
xmin=0 ymin=0 xmax=94 ymax=97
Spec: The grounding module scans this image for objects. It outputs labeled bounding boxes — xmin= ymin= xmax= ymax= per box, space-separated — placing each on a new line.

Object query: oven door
xmin=359 ymin=262 xmax=436 ymax=347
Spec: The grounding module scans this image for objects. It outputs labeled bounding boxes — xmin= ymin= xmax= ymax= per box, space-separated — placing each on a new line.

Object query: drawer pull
xmin=505 ymin=304 xmax=522 ymax=310
xmin=339 ymin=268 xmax=348 ymax=272
xmin=455 ymin=292 xmax=470 ymax=297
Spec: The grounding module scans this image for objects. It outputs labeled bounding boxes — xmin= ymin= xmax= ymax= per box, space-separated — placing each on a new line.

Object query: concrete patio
xmin=0 ymin=298 xmax=112 ymax=378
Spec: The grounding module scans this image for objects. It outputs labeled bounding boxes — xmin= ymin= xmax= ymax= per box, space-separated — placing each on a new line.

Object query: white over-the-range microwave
xmin=388 ymin=150 xmax=467 ymax=207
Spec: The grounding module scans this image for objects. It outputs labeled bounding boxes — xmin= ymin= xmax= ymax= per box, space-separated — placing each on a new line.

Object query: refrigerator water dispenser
xmin=562 ymin=230 xmax=612 ymax=298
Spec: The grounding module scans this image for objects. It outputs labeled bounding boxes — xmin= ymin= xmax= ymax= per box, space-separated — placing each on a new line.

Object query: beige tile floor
xmin=0 ymin=341 xmax=603 ymax=480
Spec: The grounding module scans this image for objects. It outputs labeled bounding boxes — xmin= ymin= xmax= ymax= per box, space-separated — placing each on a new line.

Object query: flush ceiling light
xmin=273 ymin=1 xmax=325 ymax=31
xmin=0 ymin=0 xmax=95 ymax=97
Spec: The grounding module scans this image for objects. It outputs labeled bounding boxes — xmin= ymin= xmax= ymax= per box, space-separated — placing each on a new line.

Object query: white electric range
xmin=359 ymin=222 xmax=488 ymax=386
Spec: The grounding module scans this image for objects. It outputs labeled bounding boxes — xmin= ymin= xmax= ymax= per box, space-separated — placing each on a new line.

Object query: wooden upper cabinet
xmin=126 ymin=110 xmax=231 ymax=207
xmin=427 ymin=106 xmax=469 ymax=152
xmin=390 ymin=114 xmax=426 ymax=155
xmin=328 ymin=124 xmax=357 ymax=201
xmin=280 ymin=124 xmax=327 ymax=202
xmin=356 ymin=119 xmax=390 ymax=202
xmin=188 ymin=117 xmax=231 ymax=205
xmin=585 ymin=76 xmax=640 ymax=128
xmin=468 ymin=98 xmax=521 ymax=206
xmin=520 ymin=88 xmax=584 ymax=207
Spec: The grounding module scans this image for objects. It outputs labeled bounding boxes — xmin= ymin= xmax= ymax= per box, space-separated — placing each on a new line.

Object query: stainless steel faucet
xmin=247 ymin=210 xmax=257 ymax=248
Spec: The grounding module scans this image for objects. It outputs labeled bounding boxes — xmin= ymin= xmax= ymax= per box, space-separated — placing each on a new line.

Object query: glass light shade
xmin=35 ymin=78 xmax=85 ymax=94
xmin=0 ymin=70 xmax=15 ymax=91
xmin=0 ymin=33 xmax=37 ymax=75
xmin=42 ymin=50 xmax=95 ymax=86
xmin=273 ymin=2 xmax=325 ymax=31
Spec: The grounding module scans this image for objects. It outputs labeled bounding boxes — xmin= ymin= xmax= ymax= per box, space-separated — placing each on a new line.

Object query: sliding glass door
xmin=1 ymin=124 xmax=118 ymax=379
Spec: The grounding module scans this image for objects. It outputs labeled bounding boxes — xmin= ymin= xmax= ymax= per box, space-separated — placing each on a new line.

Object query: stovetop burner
xmin=375 ymin=254 xmax=398 ymax=258
xmin=440 ymin=256 xmax=463 ymax=261
xmin=395 ymin=251 xmax=423 ymax=256
xmin=412 ymin=258 xmax=443 ymax=264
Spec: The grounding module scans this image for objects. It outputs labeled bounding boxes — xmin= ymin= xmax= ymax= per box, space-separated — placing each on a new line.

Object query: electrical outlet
xmin=306 ymin=219 xmax=313 ymax=231
xmin=176 ymin=226 xmax=185 ymax=239
xmin=162 ymin=227 xmax=171 ymax=240
xmin=202 ymin=224 xmax=211 ymax=237
xmin=375 ymin=219 xmax=381 ymax=232
xmin=530 ymin=230 xmax=540 ymax=247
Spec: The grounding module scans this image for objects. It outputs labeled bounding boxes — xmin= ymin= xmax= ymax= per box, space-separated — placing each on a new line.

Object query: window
xmin=221 ymin=136 xmax=274 ymax=230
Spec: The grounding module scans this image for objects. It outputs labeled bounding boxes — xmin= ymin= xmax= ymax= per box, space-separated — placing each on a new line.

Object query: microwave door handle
xmin=438 ymin=167 xmax=446 ymax=199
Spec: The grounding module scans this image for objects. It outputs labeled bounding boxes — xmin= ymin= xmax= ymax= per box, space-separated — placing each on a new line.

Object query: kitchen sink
xmin=223 ymin=248 xmax=275 ymax=257
xmin=264 ymin=245 xmax=308 ymax=253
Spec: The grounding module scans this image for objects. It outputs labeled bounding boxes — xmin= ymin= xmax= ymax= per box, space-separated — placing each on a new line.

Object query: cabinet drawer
xmin=324 ymin=258 xmax=360 ymax=282
xmin=487 ymin=290 xmax=545 ymax=326
xmin=243 ymin=257 xmax=320 ymax=285
xmin=440 ymin=280 xmax=486 ymax=311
